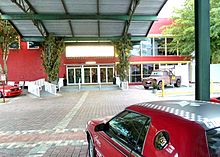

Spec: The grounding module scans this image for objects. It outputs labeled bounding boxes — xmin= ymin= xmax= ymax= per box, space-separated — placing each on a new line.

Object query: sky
xmin=158 ymin=0 xmax=185 ymax=18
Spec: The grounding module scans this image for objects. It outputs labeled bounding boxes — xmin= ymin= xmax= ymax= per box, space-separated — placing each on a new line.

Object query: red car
xmin=210 ymin=97 xmax=220 ymax=103
xmin=0 ymin=85 xmax=22 ymax=98
xmin=86 ymin=100 xmax=220 ymax=157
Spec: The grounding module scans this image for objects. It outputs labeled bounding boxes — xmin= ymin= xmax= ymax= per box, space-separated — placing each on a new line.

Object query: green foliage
xmin=113 ymin=35 xmax=132 ymax=82
xmin=0 ymin=20 xmax=18 ymax=80
xmin=152 ymin=81 xmax=158 ymax=89
xmin=162 ymin=0 xmax=220 ymax=63
xmin=41 ymin=34 xmax=65 ymax=82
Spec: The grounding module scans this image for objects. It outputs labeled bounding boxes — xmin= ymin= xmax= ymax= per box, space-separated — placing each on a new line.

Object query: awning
xmin=0 ymin=0 xmax=167 ymax=42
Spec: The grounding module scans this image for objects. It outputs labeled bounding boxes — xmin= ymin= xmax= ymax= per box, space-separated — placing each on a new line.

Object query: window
xmin=154 ymin=38 xmax=165 ymax=55
xmin=143 ymin=64 xmax=153 ymax=77
xmin=167 ymin=38 xmax=177 ymax=55
xmin=9 ymin=41 xmax=20 ymax=49
xmin=141 ymin=38 xmax=153 ymax=56
xmin=151 ymin=71 xmax=163 ymax=76
xmin=206 ymin=127 xmax=220 ymax=157
xmin=130 ymin=64 xmax=141 ymax=82
xmin=28 ymin=42 xmax=40 ymax=49
xmin=130 ymin=44 xmax=141 ymax=56
xmin=105 ymin=110 xmax=150 ymax=155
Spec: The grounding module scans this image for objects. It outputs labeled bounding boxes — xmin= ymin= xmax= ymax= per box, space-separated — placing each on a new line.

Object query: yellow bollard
xmin=162 ymin=80 xmax=165 ymax=97
xmin=210 ymin=80 xmax=214 ymax=95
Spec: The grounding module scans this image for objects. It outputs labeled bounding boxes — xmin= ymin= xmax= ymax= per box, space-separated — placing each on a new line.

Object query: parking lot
xmin=0 ymin=84 xmax=219 ymax=157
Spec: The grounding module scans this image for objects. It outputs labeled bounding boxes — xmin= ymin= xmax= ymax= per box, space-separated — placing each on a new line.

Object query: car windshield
xmin=151 ymin=71 xmax=163 ymax=76
xmin=206 ymin=127 xmax=220 ymax=157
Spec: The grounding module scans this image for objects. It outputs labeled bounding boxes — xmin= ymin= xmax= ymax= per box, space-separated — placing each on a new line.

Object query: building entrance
xmin=84 ymin=67 xmax=98 ymax=83
xmin=67 ymin=65 xmax=114 ymax=85
xmin=67 ymin=67 xmax=81 ymax=84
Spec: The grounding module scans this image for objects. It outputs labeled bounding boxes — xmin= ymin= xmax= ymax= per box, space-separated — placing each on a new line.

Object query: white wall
xmin=174 ymin=64 xmax=190 ymax=86
xmin=191 ymin=63 xmax=220 ymax=82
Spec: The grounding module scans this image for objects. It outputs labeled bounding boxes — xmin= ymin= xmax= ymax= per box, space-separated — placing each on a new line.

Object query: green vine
xmin=113 ymin=35 xmax=132 ymax=82
xmin=41 ymin=34 xmax=65 ymax=83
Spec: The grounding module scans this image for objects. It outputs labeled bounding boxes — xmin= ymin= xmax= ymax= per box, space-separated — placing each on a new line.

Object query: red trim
xmin=64 ymin=57 xmax=117 ymax=64
xmin=129 ymin=56 xmax=191 ymax=62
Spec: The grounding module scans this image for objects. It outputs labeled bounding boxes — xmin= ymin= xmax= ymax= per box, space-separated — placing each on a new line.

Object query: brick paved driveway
xmin=0 ymin=85 xmax=196 ymax=157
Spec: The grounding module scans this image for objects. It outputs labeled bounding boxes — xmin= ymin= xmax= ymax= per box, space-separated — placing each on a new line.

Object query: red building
xmin=0 ymin=18 xmax=191 ymax=85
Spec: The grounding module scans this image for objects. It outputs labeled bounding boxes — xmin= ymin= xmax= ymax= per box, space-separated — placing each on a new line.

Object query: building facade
xmin=0 ymin=18 xmax=191 ymax=85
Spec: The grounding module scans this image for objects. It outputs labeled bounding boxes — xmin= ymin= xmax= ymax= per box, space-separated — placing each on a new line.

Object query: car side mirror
xmin=94 ymin=123 xmax=109 ymax=132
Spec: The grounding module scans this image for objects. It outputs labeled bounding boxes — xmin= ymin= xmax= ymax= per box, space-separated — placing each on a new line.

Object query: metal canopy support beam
xmin=11 ymin=0 xmax=48 ymax=36
xmin=195 ymin=0 xmax=210 ymax=101
xmin=61 ymin=0 xmax=74 ymax=37
xmin=123 ymin=0 xmax=140 ymax=36
xmin=0 ymin=9 xmax=23 ymax=37
xmin=1 ymin=14 xmax=157 ymax=21
xmin=22 ymin=36 xmax=146 ymax=42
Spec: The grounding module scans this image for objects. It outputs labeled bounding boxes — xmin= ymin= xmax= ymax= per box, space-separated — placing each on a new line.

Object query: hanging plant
xmin=41 ymin=34 xmax=65 ymax=83
xmin=113 ymin=35 xmax=132 ymax=82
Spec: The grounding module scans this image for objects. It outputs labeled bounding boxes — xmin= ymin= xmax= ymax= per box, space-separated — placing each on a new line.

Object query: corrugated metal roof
xmin=0 ymin=0 xmax=167 ymax=41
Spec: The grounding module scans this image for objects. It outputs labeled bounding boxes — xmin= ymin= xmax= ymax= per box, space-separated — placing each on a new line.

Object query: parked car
xmin=142 ymin=69 xmax=181 ymax=90
xmin=210 ymin=96 xmax=220 ymax=103
xmin=86 ymin=100 xmax=220 ymax=157
xmin=0 ymin=84 xmax=22 ymax=98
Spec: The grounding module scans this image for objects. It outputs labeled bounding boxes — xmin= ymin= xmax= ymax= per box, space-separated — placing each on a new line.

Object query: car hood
xmin=143 ymin=77 xmax=160 ymax=81
xmin=0 ymin=85 xmax=18 ymax=90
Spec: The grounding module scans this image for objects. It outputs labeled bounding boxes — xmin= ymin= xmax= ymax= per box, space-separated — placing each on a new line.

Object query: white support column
xmin=97 ymin=65 xmax=101 ymax=84
xmin=141 ymin=64 xmax=143 ymax=80
xmin=81 ymin=65 xmax=84 ymax=84
xmin=152 ymin=37 xmax=155 ymax=56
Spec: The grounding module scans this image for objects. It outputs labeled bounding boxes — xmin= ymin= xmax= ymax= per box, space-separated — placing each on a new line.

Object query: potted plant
xmin=152 ymin=81 xmax=158 ymax=93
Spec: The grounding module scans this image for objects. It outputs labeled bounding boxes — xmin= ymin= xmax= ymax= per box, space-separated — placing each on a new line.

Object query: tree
xmin=41 ymin=34 xmax=65 ymax=83
xmin=114 ymin=35 xmax=132 ymax=82
xmin=162 ymin=0 xmax=220 ymax=63
xmin=0 ymin=20 xmax=18 ymax=80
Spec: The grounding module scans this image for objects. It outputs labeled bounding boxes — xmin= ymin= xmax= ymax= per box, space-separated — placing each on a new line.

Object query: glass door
xmin=68 ymin=69 xmax=74 ymax=84
xmin=100 ymin=68 xmax=106 ymax=83
xmin=75 ymin=68 xmax=81 ymax=83
xmin=67 ymin=67 xmax=82 ymax=84
xmin=107 ymin=68 xmax=113 ymax=82
xmin=91 ymin=68 xmax=98 ymax=83
xmin=84 ymin=68 xmax=90 ymax=83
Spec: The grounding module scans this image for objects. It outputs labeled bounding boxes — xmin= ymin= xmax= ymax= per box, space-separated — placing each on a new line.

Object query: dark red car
xmin=86 ymin=100 xmax=220 ymax=157
xmin=210 ymin=97 xmax=220 ymax=103
xmin=0 ymin=85 xmax=22 ymax=98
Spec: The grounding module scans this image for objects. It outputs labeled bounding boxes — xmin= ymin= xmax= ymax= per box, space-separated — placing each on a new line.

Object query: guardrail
xmin=45 ymin=82 xmax=57 ymax=95
xmin=28 ymin=82 xmax=40 ymax=97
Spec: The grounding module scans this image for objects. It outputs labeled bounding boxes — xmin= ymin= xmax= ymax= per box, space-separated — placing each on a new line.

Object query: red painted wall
xmin=0 ymin=41 xmax=66 ymax=82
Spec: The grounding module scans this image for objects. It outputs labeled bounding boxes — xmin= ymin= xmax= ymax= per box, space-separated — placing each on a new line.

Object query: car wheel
xmin=88 ymin=136 xmax=95 ymax=157
xmin=144 ymin=86 xmax=149 ymax=90
xmin=158 ymin=81 xmax=162 ymax=90
xmin=175 ymin=79 xmax=181 ymax=87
